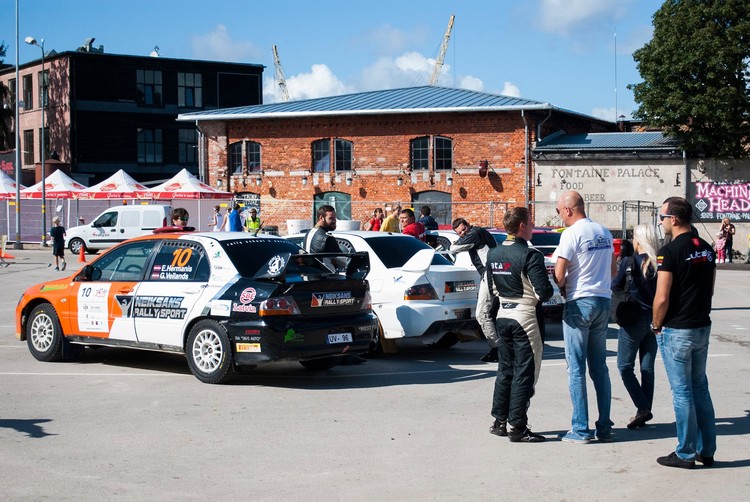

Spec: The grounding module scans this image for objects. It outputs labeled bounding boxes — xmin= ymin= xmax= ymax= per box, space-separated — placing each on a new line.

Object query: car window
xmin=143 ymin=208 xmax=166 ymax=229
xmin=364 ymin=236 xmax=452 ymax=268
xmin=334 ymin=238 xmax=355 ymax=253
xmin=121 ymin=210 xmax=140 ymax=227
xmin=531 ymin=233 xmax=562 ymax=247
xmin=222 ymin=238 xmax=304 ymax=278
xmin=491 ymin=233 xmax=507 ymax=245
xmin=90 ymin=241 xmax=158 ymax=282
xmin=93 ymin=211 xmax=118 ymax=228
xmin=148 ymin=240 xmax=210 ymax=282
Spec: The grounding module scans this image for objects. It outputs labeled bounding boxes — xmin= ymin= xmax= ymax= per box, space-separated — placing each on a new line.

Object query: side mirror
xmin=80 ymin=265 xmax=102 ymax=281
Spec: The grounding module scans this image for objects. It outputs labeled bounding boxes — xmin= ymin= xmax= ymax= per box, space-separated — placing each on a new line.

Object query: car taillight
xmin=258 ymin=296 xmax=301 ymax=316
xmin=404 ymin=283 xmax=438 ymax=300
xmin=362 ymin=290 xmax=372 ymax=310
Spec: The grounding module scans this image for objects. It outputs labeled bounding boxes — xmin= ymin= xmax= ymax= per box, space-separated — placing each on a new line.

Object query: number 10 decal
xmin=171 ymin=248 xmax=193 ymax=267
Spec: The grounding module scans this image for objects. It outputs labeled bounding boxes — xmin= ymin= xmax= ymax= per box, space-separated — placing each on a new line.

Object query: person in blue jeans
xmin=553 ymin=191 xmax=616 ymax=444
xmin=652 ymin=196 xmax=717 ymax=469
xmin=613 ymin=224 xmax=659 ymax=429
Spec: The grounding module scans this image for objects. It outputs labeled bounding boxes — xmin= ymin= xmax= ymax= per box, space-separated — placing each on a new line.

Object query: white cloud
xmin=538 ymin=0 xmax=627 ymax=35
xmin=458 ymin=76 xmax=484 ymax=92
xmin=501 ymin=82 xmax=521 ymax=97
xmin=361 ymin=25 xmax=429 ymax=56
xmin=590 ymin=106 xmax=621 ymax=121
xmin=190 ymin=25 xmax=262 ymax=62
xmin=264 ymin=64 xmax=351 ymax=103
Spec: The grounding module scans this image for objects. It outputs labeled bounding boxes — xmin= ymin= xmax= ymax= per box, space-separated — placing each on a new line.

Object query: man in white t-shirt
xmin=553 ymin=191 xmax=617 ymax=444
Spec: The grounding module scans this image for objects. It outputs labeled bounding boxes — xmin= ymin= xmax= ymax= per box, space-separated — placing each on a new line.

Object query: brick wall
xmin=202 ymin=111 xmax=586 ymax=230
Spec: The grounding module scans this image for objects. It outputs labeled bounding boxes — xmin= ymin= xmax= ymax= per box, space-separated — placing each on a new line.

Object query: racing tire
xmin=26 ymin=303 xmax=64 ymax=362
xmin=299 ymin=357 xmax=340 ymax=371
xmin=186 ymin=320 xmax=234 ymax=384
xmin=68 ymin=238 xmax=86 ymax=255
xmin=364 ymin=321 xmax=397 ymax=357
xmin=432 ymin=332 xmax=459 ymax=349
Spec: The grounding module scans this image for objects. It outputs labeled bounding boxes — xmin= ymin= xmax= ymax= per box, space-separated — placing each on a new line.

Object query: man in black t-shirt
xmin=652 ymin=197 xmax=716 ymax=470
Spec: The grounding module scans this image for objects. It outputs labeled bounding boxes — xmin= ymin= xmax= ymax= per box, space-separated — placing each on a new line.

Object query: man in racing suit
xmin=480 ymin=206 xmax=553 ymax=442
xmin=451 ymin=217 xmax=499 ymax=362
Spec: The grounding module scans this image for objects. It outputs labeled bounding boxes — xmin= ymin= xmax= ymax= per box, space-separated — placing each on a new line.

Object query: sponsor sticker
xmin=311 ymin=291 xmax=355 ymax=307
xmin=239 ymin=287 xmax=256 ymax=303
xmin=284 ymin=329 xmax=304 ymax=344
xmin=267 ymin=255 xmax=285 ymax=276
xmin=132 ymin=296 xmax=187 ymax=319
xmin=40 ymin=283 xmax=67 ymax=292
xmin=210 ymin=300 xmax=232 ymax=317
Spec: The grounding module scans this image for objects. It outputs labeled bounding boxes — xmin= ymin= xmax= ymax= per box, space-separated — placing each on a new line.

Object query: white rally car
xmin=428 ymin=228 xmax=564 ymax=318
xmin=288 ymin=231 xmax=482 ymax=351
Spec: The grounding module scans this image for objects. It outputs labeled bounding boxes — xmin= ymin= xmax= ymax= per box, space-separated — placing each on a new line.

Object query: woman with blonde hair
xmin=613 ymin=223 xmax=660 ymax=429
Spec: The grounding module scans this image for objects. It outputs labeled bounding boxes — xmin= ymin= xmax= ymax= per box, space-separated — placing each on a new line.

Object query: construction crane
xmin=429 ymin=14 xmax=455 ymax=86
xmin=272 ymin=45 xmax=291 ymax=102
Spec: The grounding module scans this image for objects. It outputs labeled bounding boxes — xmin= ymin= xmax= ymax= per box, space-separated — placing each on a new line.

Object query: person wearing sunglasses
xmin=172 ymin=208 xmax=190 ymax=228
xmin=653 ymin=197 xmax=717 ymax=469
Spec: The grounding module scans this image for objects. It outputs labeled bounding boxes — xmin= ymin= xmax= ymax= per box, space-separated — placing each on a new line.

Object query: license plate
xmin=454 ymin=308 xmax=471 ymax=320
xmin=327 ymin=332 xmax=353 ymax=344
xmin=236 ymin=343 xmax=261 ymax=352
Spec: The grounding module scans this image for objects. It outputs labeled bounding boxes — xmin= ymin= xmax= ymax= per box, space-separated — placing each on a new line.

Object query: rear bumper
xmin=376 ymin=300 xmax=478 ymax=340
xmin=227 ymin=312 xmax=378 ymax=365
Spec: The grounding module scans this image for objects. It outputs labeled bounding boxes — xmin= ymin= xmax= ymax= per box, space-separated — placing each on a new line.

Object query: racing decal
xmin=239 ymin=287 xmax=257 ymax=303
xmin=132 ymin=296 xmax=187 ymax=319
xmin=40 ymin=283 xmax=67 ymax=292
xmin=150 ymin=248 xmax=195 ymax=280
xmin=311 ymin=291 xmax=355 ymax=307
xmin=210 ymin=300 xmax=232 ymax=317
xmin=236 ymin=343 xmax=261 ymax=352
xmin=78 ymin=284 xmax=111 ymax=333
xmin=115 ymin=295 xmax=135 ymax=317
xmin=490 ymin=261 xmax=512 ymax=275
xmin=267 ymin=254 xmax=285 ymax=276
xmin=284 ymin=328 xmax=304 ymax=344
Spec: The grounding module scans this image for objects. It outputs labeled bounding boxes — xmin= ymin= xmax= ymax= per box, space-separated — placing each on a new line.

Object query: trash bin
xmin=286 ymin=219 xmax=312 ymax=235
xmin=613 ymin=238 xmax=622 ymax=256
xmin=336 ymin=220 xmax=361 ymax=231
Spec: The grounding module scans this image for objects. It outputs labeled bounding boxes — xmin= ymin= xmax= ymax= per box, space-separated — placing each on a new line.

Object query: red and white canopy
xmin=0 ymin=170 xmax=25 ymax=199
xmin=20 ymin=170 xmax=87 ymax=199
xmin=147 ymin=168 xmax=232 ymax=199
xmin=77 ymin=169 xmax=150 ymax=199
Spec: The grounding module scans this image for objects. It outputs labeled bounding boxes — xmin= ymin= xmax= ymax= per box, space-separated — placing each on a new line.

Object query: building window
xmin=137 ymin=128 xmax=163 ymax=164
xmin=334 ymin=139 xmax=353 ymax=172
xmin=39 ymin=127 xmax=50 ymax=162
xmin=22 ymin=75 xmax=33 ymax=110
xmin=23 ymin=130 xmax=34 ymax=165
xmin=38 ymin=70 xmax=49 ymax=108
xmin=178 ymin=129 xmax=197 ymax=164
xmin=178 ymin=72 xmax=202 ymax=108
xmin=136 ymin=69 xmax=163 ymax=106
xmin=246 ymin=141 xmax=262 ymax=173
xmin=312 ymin=139 xmax=330 ymax=173
xmin=434 ymin=136 xmax=453 ymax=171
xmin=8 ymin=78 xmax=16 ymax=109
xmin=410 ymin=136 xmax=429 ymax=170
xmin=229 ymin=141 xmax=243 ymax=174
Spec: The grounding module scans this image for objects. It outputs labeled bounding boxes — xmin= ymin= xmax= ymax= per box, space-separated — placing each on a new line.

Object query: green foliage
xmin=629 ymin=0 xmax=750 ymax=158
xmin=0 ymin=41 xmax=12 ymax=150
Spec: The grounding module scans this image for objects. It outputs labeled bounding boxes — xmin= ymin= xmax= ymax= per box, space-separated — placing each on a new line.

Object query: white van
xmin=65 ymin=205 xmax=172 ymax=254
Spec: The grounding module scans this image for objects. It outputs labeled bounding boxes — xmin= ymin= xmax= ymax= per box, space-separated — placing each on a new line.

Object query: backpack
xmin=610 ymin=256 xmax=642 ymax=327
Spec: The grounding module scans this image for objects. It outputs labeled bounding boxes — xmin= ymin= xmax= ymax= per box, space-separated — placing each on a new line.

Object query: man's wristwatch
xmin=650 ymin=322 xmax=661 ymax=334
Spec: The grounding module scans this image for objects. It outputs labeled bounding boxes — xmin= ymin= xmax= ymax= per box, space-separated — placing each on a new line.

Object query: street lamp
xmin=25 ymin=36 xmax=47 ymax=246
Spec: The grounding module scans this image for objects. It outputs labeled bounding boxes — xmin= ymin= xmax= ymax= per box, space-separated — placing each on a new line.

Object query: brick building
xmin=179 ymin=86 xmax=616 ymax=231
xmin=0 ymin=41 xmax=263 ymax=186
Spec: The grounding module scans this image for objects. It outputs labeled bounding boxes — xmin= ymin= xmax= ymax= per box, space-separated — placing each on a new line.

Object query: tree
xmin=629 ymin=0 xmax=750 ymax=158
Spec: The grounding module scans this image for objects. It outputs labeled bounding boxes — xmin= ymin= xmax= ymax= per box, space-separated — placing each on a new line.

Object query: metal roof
xmin=536 ymin=131 xmax=680 ymax=151
xmin=177 ymin=85 xmax=573 ymax=122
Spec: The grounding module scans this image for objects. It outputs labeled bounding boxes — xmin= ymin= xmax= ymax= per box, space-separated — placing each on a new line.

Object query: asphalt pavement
xmin=1 ymin=248 xmax=749 ymax=501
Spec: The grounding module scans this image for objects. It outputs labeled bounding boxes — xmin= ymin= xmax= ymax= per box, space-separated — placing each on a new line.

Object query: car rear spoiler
xmin=253 ymin=251 xmax=370 ymax=281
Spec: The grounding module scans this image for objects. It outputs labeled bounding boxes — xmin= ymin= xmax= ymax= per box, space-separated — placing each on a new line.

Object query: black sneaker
xmin=627 ymin=410 xmax=653 ymax=429
xmin=695 ymin=454 xmax=715 ymax=466
xmin=657 ymin=452 xmax=695 ymax=469
xmin=509 ymin=426 xmax=546 ymax=443
xmin=489 ymin=419 xmax=507 ymax=437
xmin=480 ymin=348 xmax=499 ymax=363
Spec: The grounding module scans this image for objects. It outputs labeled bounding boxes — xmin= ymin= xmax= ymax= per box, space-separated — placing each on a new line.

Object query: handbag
xmin=611 ymin=256 xmax=642 ymax=327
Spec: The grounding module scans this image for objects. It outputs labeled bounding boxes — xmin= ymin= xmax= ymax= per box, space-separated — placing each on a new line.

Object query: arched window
xmin=410 ymin=136 xmax=429 ymax=170
xmin=246 ymin=141 xmax=262 ymax=172
xmin=434 ymin=136 xmax=453 ymax=171
xmin=229 ymin=141 xmax=243 ymax=175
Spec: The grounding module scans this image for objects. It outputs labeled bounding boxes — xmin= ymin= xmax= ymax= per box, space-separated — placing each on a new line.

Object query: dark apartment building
xmin=0 ymin=41 xmax=264 ymax=185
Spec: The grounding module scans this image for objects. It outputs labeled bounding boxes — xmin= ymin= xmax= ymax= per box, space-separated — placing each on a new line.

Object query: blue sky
xmin=2 ymin=0 xmax=665 ymax=121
